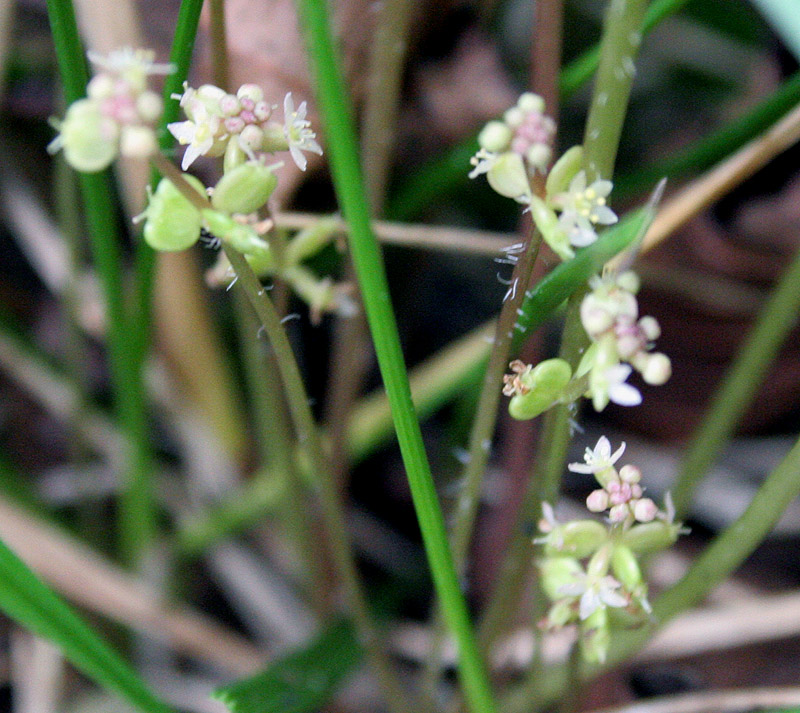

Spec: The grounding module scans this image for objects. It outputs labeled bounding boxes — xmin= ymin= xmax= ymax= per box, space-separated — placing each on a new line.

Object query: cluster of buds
xmin=169 ymin=86 xmax=322 ymax=171
xmin=536 ymin=437 xmax=684 ymax=663
xmin=577 ymin=270 xmax=671 ymax=412
xmin=469 ymin=92 xmax=555 ymax=201
xmin=48 ymin=48 xmax=172 ymax=172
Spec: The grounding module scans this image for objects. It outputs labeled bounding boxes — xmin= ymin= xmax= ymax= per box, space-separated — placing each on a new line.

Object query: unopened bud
xmin=526 ymin=143 xmax=551 ymax=171
xmin=237 ymin=83 xmax=264 ymax=105
xmin=638 ymin=315 xmax=661 ymax=340
xmin=212 ymin=161 xmax=277 ymax=214
xmin=119 ymin=125 xmax=157 ymax=158
xmin=87 ymin=74 xmax=115 ymax=100
xmin=219 ymin=94 xmax=241 ymax=116
xmin=633 ymin=498 xmax=658 ymax=522
xmin=586 ymin=489 xmax=609 ymax=512
xmin=478 ymin=120 xmax=512 ymax=152
xmin=618 ymin=464 xmax=641 ymax=484
xmin=504 ymin=106 xmax=524 ymax=128
xmin=238 ymin=124 xmax=265 ymax=152
xmin=136 ymin=91 xmax=163 ymax=123
xmin=581 ymin=294 xmax=615 ymax=337
xmin=641 ymin=352 xmax=671 ymax=385
xmin=616 ymin=270 xmax=640 ymax=294
xmin=608 ymin=504 xmax=628 ymax=523
xmin=517 ymin=92 xmax=546 ymax=115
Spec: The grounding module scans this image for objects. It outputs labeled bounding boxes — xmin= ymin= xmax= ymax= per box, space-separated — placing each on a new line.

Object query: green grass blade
xmin=294 ymin=2 xmax=496 ymax=711
xmin=131 ymin=0 xmax=206 ymax=359
xmin=46 ymin=0 xmax=155 ymax=562
xmin=0 ymin=536 xmax=174 ymax=713
xmin=616 ymin=69 xmax=800 ymax=197
xmin=213 ymin=620 xmax=360 ymax=713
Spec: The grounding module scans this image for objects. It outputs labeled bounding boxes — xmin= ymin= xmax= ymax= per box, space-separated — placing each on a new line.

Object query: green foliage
xmin=0 ymin=537 xmax=173 ymax=713
xmin=214 ymin=621 xmax=360 ymax=713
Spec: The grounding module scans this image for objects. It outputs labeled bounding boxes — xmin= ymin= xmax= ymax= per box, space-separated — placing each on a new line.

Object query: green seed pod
xmin=52 ymin=98 xmax=120 ymax=173
xmin=621 ymin=521 xmax=681 ymax=554
xmin=212 ymin=161 xmax=278 ymax=214
xmin=508 ymin=358 xmax=572 ymax=420
xmin=202 ymin=210 xmax=269 ymax=255
xmin=538 ymin=557 xmax=583 ymax=601
xmin=285 ymin=217 xmax=339 ymax=266
xmin=544 ymin=519 xmax=607 ymax=559
xmin=142 ymin=174 xmax=206 ymax=252
xmin=487 ymin=152 xmax=531 ymax=201
xmin=587 ymin=542 xmax=612 ymax=578
xmin=580 ymin=607 xmax=610 ymax=664
xmin=528 ymin=195 xmax=573 ymax=261
xmin=611 ymin=544 xmax=642 ymax=591
xmin=546 ymin=144 xmax=583 ymax=199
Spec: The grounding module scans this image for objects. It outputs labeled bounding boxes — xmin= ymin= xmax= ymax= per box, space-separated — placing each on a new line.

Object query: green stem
xmin=671 ymin=239 xmax=800 ymax=518
xmin=131 ymin=0 xmax=205 ymax=361
xmin=46 ymin=0 xmax=154 ymax=564
xmin=294 ymin=2 xmax=497 ymax=711
xmin=223 ymin=246 xmax=413 ymax=713
xmin=150 ymin=152 xmax=412 ymax=713
xmin=502 ymin=432 xmax=800 ymax=713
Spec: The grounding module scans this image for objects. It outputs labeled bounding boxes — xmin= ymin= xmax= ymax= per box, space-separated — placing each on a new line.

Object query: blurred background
xmin=1 ymin=0 xmax=800 ymax=711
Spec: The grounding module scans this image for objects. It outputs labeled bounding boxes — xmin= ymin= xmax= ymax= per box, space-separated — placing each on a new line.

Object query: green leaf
xmin=0 ymin=536 xmax=174 ymax=713
xmin=213 ymin=620 xmax=361 ymax=713
xmin=511 ymin=203 xmax=656 ymax=353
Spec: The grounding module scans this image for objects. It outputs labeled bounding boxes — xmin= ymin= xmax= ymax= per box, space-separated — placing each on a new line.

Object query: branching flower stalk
xmin=145 ymin=152 xmax=413 ymax=713
xmin=478 ymin=0 xmax=650 ymax=665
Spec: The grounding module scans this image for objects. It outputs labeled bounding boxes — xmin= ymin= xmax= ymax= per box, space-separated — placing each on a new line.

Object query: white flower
xmin=283 ymin=93 xmax=323 ymax=171
xmin=168 ymin=102 xmax=226 ymax=169
xmin=551 ymin=171 xmax=617 ymax=247
xmin=569 ymin=436 xmax=625 ymax=475
xmin=88 ymin=48 xmax=173 ymax=92
xmin=557 ymin=571 xmax=628 ymax=620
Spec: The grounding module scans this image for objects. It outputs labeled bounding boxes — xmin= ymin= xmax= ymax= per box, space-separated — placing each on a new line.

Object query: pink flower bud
xmin=609 ymin=504 xmax=628 ymax=523
xmin=633 ymin=498 xmax=658 ymax=522
xmin=219 ymin=94 xmax=241 ymax=116
xmin=642 ymin=352 xmax=671 ymax=385
xmin=619 ymin=464 xmax=641 ymax=484
xmin=586 ymin=489 xmax=609 ymax=512
xmin=238 ymin=124 xmax=264 ymax=152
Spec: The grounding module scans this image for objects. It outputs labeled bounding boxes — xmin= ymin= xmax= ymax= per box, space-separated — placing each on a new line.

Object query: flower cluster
xmin=48 ymin=48 xmax=172 ymax=172
xmin=469 ymin=92 xmax=555 ymax=201
xmin=536 ymin=437 xmax=684 ymax=663
xmin=528 ymin=145 xmax=619 ymax=260
xmin=576 ymin=270 xmax=671 ymax=412
xmin=169 ymin=86 xmax=322 ymax=171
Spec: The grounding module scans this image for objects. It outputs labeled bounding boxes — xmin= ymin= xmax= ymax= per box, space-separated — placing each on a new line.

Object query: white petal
xmin=290 ymin=143 xmax=308 ymax=171
xmin=579 ymin=589 xmax=600 ymax=620
xmin=610 ymin=441 xmax=626 ymax=464
xmin=304 ymin=137 xmax=323 ymax=155
xmin=593 ymin=205 xmax=618 ymax=225
xmin=609 ymin=382 xmax=642 ymax=407
xmin=595 ymin=436 xmax=611 ymax=460
xmin=567 ymin=462 xmax=595 ymax=474
xmin=284 ymin=92 xmax=295 ymax=118
xmin=181 ymin=142 xmax=201 ymax=170
xmin=600 ymin=588 xmax=628 ymax=609
xmin=591 ymin=179 xmax=613 ymax=197
xmin=168 ymin=121 xmax=195 ymax=144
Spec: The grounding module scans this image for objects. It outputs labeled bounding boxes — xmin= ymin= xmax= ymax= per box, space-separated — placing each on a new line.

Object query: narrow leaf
xmin=0 ymin=537 xmax=174 ymax=713
xmin=213 ymin=620 xmax=360 ymax=713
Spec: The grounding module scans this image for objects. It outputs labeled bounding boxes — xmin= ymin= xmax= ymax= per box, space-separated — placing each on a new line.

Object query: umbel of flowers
xmin=48 ymin=48 xmax=173 ymax=171
xmin=469 ymin=96 xmax=618 ymax=261
xmin=50 ymin=48 xmax=349 ymax=322
xmin=503 ymin=268 xmax=670 ymax=419
xmin=536 ymin=437 xmax=684 ymax=664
